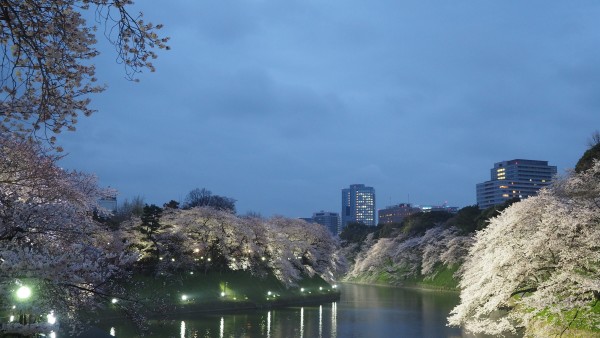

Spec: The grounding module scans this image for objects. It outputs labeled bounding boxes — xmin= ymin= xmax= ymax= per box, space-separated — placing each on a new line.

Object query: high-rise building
xmin=342 ymin=184 xmax=376 ymax=229
xmin=312 ymin=211 xmax=340 ymax=235
xmin=476 ymin=159 xmax=557 ymax=209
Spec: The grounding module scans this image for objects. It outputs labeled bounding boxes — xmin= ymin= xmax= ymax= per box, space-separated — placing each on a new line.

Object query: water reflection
xmin=81 ymin=284 xmax=494 ymax=337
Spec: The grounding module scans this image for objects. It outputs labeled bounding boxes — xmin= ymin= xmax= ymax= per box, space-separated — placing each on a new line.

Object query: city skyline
xmin=58 ymin=1 xmax=600 ymax=218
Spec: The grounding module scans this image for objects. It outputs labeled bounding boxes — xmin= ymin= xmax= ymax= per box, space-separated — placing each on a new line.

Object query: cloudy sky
xmin=61 ymin=0 xmax=600 ymax=218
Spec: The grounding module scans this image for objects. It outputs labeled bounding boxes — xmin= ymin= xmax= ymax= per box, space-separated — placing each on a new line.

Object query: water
xmin=88 ymin=284 xmax=476 ymax=337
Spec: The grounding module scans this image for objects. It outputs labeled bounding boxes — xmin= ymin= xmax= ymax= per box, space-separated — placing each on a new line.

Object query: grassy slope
xmin=345 ymin=264 xmax=459 ymax=291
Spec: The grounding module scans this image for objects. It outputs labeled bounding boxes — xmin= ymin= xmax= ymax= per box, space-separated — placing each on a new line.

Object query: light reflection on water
xmin=69 ymin=284 xmax=504 ymax=337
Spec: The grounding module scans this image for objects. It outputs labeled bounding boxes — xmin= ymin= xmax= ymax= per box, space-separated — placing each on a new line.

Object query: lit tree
xmin=448 ymin=161 xmax=600 ymax=336
xmin=0 ymin=0 xmax=168 ymax=142
xmin=0 ymin=136 xmax=139 ymax=335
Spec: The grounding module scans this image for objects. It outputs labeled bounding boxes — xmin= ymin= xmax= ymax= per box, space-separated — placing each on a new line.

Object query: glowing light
xmin=50 ymin=332 xmax=56 ymax=338
xmin=180 ymin=321 xmax=186 ymax=338
xmin=181 ymin=294 xmax=188 ymax=301
xmin=16 ymin=286 xmax=31 ymax=300
xmin=111 ymin=298 xmax=118 ymax=304
xmin=47 ymin=311 xmax=57 ymax=324
xmin=171 ymin=258 xmax=176 ymax=262
xmin=194 ymin=248 xmax=200 ymax=253
xmin=332 ymin=284 xmax=338 ymax=289
xmin=110 ymin=327 xmax=116 ymax=336
xmin=190 ymin=271 xmax=194 ymax=275
xmin=261 ymin=257 xmax=266 ymax=261
xmin=319 ymin=287 xmax=323 ymax=291
xmin=207 ymin=258 xmax=212 ymax=262
xmin=9 ymin=315 xmax=14 ymax=322
xmin=267 ymin=291 xmax=272 ymax=296
xmin=220 ymin=292 xmax=225 ymax=297
xmin=300 ymin=288 xmax=305 ymax=292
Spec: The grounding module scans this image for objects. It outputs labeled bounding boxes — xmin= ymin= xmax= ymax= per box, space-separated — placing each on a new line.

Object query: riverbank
xmin=105 ymin=270 xmax=340 ymax=318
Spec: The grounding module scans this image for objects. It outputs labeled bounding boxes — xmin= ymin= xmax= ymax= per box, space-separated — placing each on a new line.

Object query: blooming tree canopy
xmin=0 ymin=136 xmax=139 ymax=335
xmin=0 ymin=0 xmax=168 ymax=142
xmin=448 ymin=161 xmax=600 ymax=336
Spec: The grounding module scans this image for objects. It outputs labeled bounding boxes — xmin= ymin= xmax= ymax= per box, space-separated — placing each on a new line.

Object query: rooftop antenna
xmin=408 ymin=193 xmax=410 ymax=205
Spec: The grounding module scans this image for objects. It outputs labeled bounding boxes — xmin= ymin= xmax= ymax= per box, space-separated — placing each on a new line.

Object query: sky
xmin=60 ymin=0 xmax=600 ymax=218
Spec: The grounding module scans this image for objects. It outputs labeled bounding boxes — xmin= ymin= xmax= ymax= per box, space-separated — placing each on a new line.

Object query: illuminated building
xmin=476 ymin=159 xmax=556 ymax=209
xmin=341 ymin=184 xmax=376 ymax=229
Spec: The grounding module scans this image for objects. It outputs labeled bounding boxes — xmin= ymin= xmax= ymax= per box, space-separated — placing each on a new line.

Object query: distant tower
xmin=341 ymin=184 xmax=376 ymax=229
xmin=476 ymin=159 xmax=557 ymax=209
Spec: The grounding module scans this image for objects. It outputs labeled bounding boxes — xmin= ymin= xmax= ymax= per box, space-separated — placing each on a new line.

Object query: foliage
xmin=339 ymin=222 xmax=375 ymax=244
xmin=448 ymin=161 xmax=600 ymax=336
xmin=399 ymin=211 xmax=454 ymax=235
xmin=474 ymin=197 xmax=520 ymax=231
xmin=0 ymin=0 xmax=168 ymax=142
xmin=0 ymin=136 xmax=139 ymax=335
xmin=575 ymin=139 xmax=600 ymax=173
xmin=183 ymin=188 xmax=236 ymax=213
xmin=446 ymin=205 xmax=480 ymax=234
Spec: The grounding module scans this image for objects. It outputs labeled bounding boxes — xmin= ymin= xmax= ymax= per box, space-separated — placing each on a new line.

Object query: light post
xmin=15 ymin=285 xmax=32 ymax=325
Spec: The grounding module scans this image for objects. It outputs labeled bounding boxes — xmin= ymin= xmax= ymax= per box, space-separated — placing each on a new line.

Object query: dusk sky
xmin=61 ymin=0 xmax=600 ymax=218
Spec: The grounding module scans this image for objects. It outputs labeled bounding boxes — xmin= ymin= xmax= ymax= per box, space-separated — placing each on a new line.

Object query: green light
xmin=16 ymin=286 xmax=31 ymax=300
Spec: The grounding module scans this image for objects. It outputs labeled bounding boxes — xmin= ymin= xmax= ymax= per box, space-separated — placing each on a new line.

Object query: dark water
xmin=90 ymin=284 xmax=476 ymax=338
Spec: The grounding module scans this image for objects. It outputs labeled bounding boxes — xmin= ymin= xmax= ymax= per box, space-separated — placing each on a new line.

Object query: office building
xmin=312 ymin=211 xmax=340 ymax=235
xmin=476 ymin=159 xmax=557 ymax=209
xmin=378 ymin=203 xmax=419 ymax=224
xmin=342 ymin=184 xmax=376 ymax=228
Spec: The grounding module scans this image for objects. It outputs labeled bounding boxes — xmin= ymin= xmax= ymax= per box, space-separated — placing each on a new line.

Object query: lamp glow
xmin=16 ymin=286 xmax=31 ymax=300
xmin=47 ymin=311 xmax=57 ymax=324
xmin=181 ymin=294 xmax=188 ymax=301
xmin=111 ymin=298 xmax=118 ymax=304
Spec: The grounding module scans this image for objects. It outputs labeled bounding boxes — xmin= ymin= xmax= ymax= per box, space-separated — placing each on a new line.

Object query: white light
xmin=110 ymin=327 xmax=116 ymax=336
xmin=261 ymin=257 xmax=266 ymax=261
xmin=190 ymin=271 xmax=194 ymax=275
xmin=194 ymin=248 xmax=200 ymax=253
xmin=9 ymin=315 xmax=14 ymax=322
xmin=300 ymin=288 xmax=305 ymax=292
xmin=50 ymin=332 xmax=56 ymax=338
xmin=47 ymin=311 xmax=57 ymax=324
xmin=171 ymin=258 xmax=176 ymax=262
xmin=16 ymin=286 xmax=31 ymax=300
xmin=220 ymin=292 xmax=225 ymax=297
xmin=207 ymin=258 xmax=211 ymax=262
xmin=267 ymin=291 xmax=272 ymax=296
xmin=319 ymin=287 xmax=323 ymax=291
xmin=332 ymin=284 xmax=338 ymax=289
xmin=181 ymin=294 xmax=188 ymax=301
xmin=111 ymin=298 xmax=118 ymax=304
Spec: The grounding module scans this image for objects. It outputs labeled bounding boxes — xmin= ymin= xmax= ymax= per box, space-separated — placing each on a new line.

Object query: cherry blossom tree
xmin=448 ymin=161 xmax=600 ymax=336
xmin=122 ymin=207 xmax=346 ymax=287
xmin=0 ymin=136 xmax=140 ymax=335
xmin=345 ymin=226 xmax=472 ymax=285
xmin=0 ymin=0 xmax=168 ymax=142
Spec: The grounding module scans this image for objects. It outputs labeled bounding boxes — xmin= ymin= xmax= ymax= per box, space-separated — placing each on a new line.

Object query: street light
xmin=15 ymin=285 xmax=32 ymax=325
xmin=16 ymin=286 xmax=31 ymax=300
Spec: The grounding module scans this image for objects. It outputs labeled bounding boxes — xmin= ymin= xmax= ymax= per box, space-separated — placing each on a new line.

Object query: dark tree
xmin=163 ymin=200 xmax=180 ymax=209
xmin=475 ymin=198 xmax=520 ymax=230
xmin=400 ymin=211 xmax=454 ymax=236
xmin=139 ymin=204 xmax=163 ymax=262
xmin=446 ymin=205 xmax=481 ymax=234
xmin=575 ymin=131 xmax=600 ymax=173
xmin=340 ymin=222 xmax=376 ymax=244
xmin=183 ymin=188 xmax=236 ymax=213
